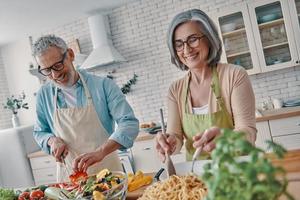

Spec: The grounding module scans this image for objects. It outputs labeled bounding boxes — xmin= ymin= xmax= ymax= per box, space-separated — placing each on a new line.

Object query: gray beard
xmin=51 ymin=70 xmax=78 ymax=90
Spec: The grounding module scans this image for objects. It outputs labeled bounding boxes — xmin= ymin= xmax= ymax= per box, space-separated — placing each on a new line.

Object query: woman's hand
xmin=155 ymin=132 xmax=177 ymax=162
xmin=48 ymin=136 xmax=68 ymax=163
xmin=193 ymin=127 xmax=221 ymax=152
xmin=73 ymin=150 xmax=104 ymax=172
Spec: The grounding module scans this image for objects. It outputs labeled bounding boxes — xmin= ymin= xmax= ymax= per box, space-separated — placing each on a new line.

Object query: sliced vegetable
xmin=44 ymin=187 xmax=67 ymax=200
xmin=96 ymin=168 xmax=110 ymax=180
xmin=93 ymin=190 xmax=106 ymax=200
xmin=128 ymin=174 xmax=152 ymax=192
xmin=69 ymin=171 xmax=88 ymax=184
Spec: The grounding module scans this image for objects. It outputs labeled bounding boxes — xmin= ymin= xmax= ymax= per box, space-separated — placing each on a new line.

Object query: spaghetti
xmin=138 ymin=175 xmax=207 ymax=200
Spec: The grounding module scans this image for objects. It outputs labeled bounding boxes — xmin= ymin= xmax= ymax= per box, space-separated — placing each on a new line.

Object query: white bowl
xmin=221 ymin=23 xmax=236 ymax=32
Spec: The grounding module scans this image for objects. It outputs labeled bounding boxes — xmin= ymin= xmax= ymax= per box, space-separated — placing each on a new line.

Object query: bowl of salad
xmin=66 ymin=169 xmax=128 ymax=200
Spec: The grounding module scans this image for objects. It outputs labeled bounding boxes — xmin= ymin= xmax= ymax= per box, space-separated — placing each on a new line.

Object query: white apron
xmin=53 ymin=72 xmax=122 ymax=182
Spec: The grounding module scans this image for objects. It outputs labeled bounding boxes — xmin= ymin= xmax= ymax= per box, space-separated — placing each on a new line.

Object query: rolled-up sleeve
xmin=104 ymin=78 xmax=139 ymax=149
xmin=33 ymin=90 xmax=54 ymax=154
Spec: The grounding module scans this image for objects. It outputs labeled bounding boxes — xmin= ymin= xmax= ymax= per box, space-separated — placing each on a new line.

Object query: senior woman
xmin=156 ymin=9 xmax=257 ymax=161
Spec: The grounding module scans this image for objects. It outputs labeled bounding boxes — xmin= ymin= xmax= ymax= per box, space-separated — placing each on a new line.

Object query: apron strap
xmin=211 ymin=67 xmax=223 ymax=110
xmin=53 ymin=72 xmax=93 ymax=110
xmin=77 ymin=72 xmax=93 ymax=105
xmin=211 ymin=67 xmax=233 ymax=126
xmin=182 ymin=66 xmax=228 ymax=113
xmin=54 ymin=86 xmax=58 ymax=112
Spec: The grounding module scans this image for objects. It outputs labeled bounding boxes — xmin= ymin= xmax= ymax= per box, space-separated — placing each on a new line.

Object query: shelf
xmin=222 ymin=28 xmax=246 ymax=37
xmin=258 ymin=18 xmax=284 ymax=29
xmin=263 ymin=41 xmax=288 ymax=50
xmin=226 ymin=50 xmax=250 ymax=58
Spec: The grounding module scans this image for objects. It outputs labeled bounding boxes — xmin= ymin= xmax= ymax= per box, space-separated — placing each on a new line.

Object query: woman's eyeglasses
xmin=38 ymin=52 xmax=67 ymax=76
xmin=174 ymin=35 xmax=205 ymax=52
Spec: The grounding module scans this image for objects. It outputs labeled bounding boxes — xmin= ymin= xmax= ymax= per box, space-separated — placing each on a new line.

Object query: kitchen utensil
xmin=159 ymin=108 xmax=176 ymax=177
xmin=191 ymin=145 xmax=203 ymax=173
xmin=61 ymin=156 xmax=72 ymax=177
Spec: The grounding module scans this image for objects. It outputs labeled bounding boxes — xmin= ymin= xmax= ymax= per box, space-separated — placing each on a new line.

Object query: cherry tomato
xmin=29 ymin=190 xmax=44 ymax=200
xmin=18 ymin=191 xmax=30 ymax=200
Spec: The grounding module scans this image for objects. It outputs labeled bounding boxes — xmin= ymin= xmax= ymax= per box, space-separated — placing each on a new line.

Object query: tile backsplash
xmin=0 ymin=0 xmax=300 ymax=127
xmin=0 ymin=50 xmax=13 ymax=129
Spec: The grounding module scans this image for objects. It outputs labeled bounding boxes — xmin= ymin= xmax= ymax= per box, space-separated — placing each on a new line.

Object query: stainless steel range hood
xmin=81 ymin=14 xmax=126 ymax=70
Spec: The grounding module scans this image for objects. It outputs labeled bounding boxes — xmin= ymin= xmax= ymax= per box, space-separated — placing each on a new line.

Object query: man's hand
xmin=48 ymin=136 xmax=68 ymax=163
xmin=73 ymin=139 xmax=121 ymax=173
xmin=73 ymin=150 xmax=105 ymax=173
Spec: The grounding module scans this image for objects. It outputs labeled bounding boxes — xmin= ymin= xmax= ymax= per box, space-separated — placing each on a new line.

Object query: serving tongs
xmin=159 ymin=108 xmax=176 ymax=177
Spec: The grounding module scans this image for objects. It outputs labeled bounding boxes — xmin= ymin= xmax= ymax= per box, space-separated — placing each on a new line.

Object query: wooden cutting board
xmin=126 ymin=149 xmax=300 ymax=200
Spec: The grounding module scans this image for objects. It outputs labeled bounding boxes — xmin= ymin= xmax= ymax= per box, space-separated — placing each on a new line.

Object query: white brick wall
xmin=0 ymin=49 xmax=13 ymax=129
xmin=1 ymin=0 xmax=300 ymax=127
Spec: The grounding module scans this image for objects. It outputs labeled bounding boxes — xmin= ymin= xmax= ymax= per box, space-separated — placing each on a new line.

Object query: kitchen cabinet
xmin=269 ymin=115 xmax=300 ymax=150
xmin=131 ymin=137 xmax=186 ymax=173
xmin=28 ymin=153 xmax=57 ymax=186
xmin=213 ymin=0 xmax=300 ymax=75
xmin=255 ymin=121 xmax=272 ymax=151
xmin=131 ymin=139 xmax=162 ymax=173
xmin=255 ymin=115 xmax=300 ymax=151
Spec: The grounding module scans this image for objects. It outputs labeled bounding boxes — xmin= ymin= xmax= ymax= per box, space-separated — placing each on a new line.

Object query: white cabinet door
xmin=269 ymin=115 xmax=300 ymax=136
xmin=269 ymin=115 xmax=300 ymax=150
xmin=248 ymin=0 xmax=299 ymax=72
xmin=256 ymin=121 xmax=272 ymax=151
xmin=212 ymin=3 xmax=261 ymax=75
xmin=287 ymin=0 xmax=300 ymax=64
xmin=131 ymin=139 xmax=162 ymax=173
xmin=273 ymin=134 xmax=300 ymax=150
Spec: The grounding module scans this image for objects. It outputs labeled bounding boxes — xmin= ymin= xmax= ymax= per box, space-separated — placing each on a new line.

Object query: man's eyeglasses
xmin=38 ymin=52 xmax=67 ymax=76
xmin=174 ymin=35 xmax=205 ymax=52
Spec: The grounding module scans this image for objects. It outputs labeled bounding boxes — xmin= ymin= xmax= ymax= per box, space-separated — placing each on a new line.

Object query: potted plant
xmin=202 ymin=129 xmax=294 ymax=200
xmin=3 ymin=92 xmax=29 ymax=127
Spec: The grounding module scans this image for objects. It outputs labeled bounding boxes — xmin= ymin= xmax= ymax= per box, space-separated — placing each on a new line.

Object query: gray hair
xmin=167 ymin=9 xmax=222 ymax=71
xmin=32 ymin=35 xmax=67 ymax=57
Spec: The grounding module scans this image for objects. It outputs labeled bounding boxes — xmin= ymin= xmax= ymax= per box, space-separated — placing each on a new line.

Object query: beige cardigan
xmin=166 ymin=63 xmax=257 ymax=145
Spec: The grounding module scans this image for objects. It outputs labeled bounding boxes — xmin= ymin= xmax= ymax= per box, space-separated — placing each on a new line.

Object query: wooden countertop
xmin=256 ymin=106 xmax=300 ymax=122
xmin=27 ymin=150 xmax=48 ymax=158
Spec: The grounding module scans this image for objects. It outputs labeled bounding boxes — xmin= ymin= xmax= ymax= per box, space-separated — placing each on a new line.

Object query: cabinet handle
xmin=44 ymin=161 xmax=51 ymax=164
xmin=47 ymin=174 xmax=54 ymax=177
xmin=297 ymin=122 xmax=300 ymax=126
xmin=142 ymin=147 xmax=151 ymax=150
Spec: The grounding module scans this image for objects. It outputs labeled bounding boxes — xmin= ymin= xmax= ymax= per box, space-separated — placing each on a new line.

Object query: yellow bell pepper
xmin=93 ymin=190 xmax=106 ymax=200
xmin=96 ymin=169 xmax=110 ymax=180
xmin=128 ymin=175 xmax=153 ymax=192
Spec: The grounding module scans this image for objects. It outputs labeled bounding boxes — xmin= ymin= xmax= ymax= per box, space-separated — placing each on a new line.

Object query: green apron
xmin=182 ymin=67 xmax=234 ymax=161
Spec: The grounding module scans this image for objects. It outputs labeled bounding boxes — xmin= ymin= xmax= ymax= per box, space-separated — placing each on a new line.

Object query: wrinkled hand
xmin=48 ymin=136 xmax=68 ymax=163
xmin=193 ymin=127 xmax=221 ymax=152
xmin=155 ymin=132 xmax=177 ymax=162
xmin=73 ymin=150 xmax=104 ymax=173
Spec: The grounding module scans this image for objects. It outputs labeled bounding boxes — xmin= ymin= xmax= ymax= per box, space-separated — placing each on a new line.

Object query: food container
xmin=221 ymin=23 xmax=236 ymax=32
xmin=83 ymin=171 xmax=128 ymax=200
